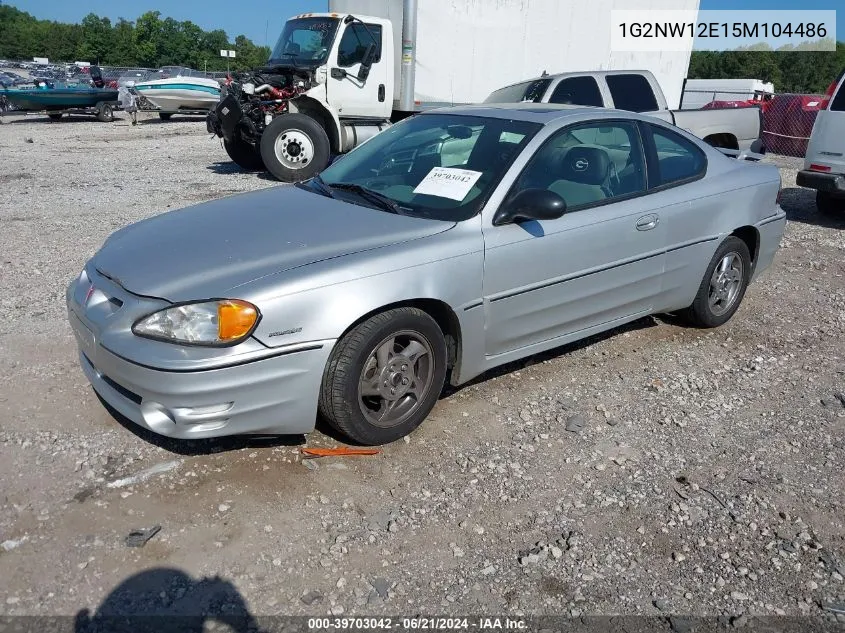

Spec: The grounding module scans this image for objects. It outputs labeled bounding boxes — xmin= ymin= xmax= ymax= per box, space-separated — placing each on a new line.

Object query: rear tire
xmin=816 ymin=191 xmax=845 ymax=216
xmin=224 ymin=137 xmax=265 ymax=171
xmin=158 ymin=112 xmax=173 ymax=121
xmin=679 ymin=236 xmax=751 ymax=328
xmin=259 ymin=113 xmax=330 ymax=183
xmin=48 ymin=112 xmax=62 ymax=121
xmin=319 ymin=308 xmax=448 ymax=446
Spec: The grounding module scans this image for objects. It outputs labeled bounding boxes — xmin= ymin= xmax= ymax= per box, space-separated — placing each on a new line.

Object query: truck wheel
xmin=260 ymin=113 xmax=330 ymax=183
xmin=816 ymin=191 xmax=845 ymax=216
xmin=159 ymin=112 xmax=173 ymax=121
xmin=224 ymin=138 xmax=264 ymax=171
xmin=48 ymin=112 xmax=63 ymax=121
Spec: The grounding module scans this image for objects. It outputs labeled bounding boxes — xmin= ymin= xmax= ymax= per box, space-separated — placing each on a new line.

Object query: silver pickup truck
xmin=485 ymin=70 xmax=765 ymax=154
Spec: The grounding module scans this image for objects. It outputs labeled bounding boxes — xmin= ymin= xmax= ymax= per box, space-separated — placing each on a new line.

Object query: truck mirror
xmin=359 ymin=43 xmax=376 ymax=78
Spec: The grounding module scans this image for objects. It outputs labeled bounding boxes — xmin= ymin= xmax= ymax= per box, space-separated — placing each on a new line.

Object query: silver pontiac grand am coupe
xmin=67 ymin=104 xmax=786 ymax=445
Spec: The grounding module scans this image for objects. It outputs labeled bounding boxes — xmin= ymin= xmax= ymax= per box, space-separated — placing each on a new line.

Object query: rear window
xmin=484 ymin=78 xmax=551 ymax=104
xmin=831 ymin=71 xmax=845 ymax=111
xmin=548 ymin=76 xmax=604 ymax=107
xmin=606 ymin=74 xmax=659 ymax=113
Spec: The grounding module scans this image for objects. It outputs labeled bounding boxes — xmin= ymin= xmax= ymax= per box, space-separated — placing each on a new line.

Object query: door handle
xmin=636 ymin=214 xmax=659 ymax=231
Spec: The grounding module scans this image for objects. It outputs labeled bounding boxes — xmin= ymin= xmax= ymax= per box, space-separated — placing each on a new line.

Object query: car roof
xmin=419 ymin=103 xmax=640 ymax=125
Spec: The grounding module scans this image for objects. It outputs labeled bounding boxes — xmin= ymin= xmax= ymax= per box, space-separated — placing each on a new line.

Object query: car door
xmin=481 ymin=119 xmax=666 ymax=358
xmin=637 ymin=121 xmax=721 ymax=310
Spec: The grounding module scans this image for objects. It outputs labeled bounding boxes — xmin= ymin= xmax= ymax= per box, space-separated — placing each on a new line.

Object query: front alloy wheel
xmin=358 ymin=331 xmax=436 ymax=429
xmin=319 ymin=308 xmax=448 ymax=446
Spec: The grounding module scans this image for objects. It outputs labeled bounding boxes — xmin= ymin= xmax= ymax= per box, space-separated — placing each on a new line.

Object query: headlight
xmin=132 ymin=299 xmax=260 ymax=346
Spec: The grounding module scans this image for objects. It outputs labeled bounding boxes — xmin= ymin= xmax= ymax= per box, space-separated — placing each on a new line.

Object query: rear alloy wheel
xmin=319 ymin=308 xmax=448 ymax=446
xmin=259 ymin=113 xmax=330 ymax=183
xmin=224 ymin=137 xmax=265 ymax=171
xmin=816 ymin=191 xmax=845 ymax=216
xmin=680 ymin=236 xmax=751 ymax=328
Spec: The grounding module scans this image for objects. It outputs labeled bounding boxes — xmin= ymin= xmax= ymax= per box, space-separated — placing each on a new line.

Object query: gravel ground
xmin=0 ymin=112 xmax=844 ymax=625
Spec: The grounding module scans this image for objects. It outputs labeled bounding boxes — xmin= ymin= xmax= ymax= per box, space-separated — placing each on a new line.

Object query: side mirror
xmin=358 ymin=43 xmax=376 ymax=80
xmin=493 ymin=188 xmax=567 ymax=226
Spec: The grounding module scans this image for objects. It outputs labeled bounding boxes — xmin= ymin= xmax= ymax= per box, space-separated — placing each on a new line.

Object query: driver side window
xmin=510 ymin=121 xmax=646 ymax=211
xmin=337 ymin=24 xmax=382 ymax=67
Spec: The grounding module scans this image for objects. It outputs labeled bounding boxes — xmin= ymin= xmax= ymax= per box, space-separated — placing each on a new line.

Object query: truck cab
xmin=207 ymin=12 xmax=396 ymax=182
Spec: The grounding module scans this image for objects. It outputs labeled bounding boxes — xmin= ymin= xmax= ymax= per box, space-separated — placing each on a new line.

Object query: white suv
xmin=797 ymin=69 xmax=845 ymax=215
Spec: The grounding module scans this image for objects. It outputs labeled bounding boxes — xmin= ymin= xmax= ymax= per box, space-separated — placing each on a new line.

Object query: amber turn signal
xmin=218 ymin=300 xmax=259 ymax=341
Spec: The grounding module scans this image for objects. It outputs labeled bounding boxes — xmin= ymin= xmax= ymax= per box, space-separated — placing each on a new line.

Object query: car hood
xmin=91 ymin=185 xmax=454 ymax=302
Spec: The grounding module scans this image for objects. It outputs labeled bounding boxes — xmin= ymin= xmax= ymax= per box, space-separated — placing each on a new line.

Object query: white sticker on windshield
xmin=412 ymin=167 xmax=483 ymax=201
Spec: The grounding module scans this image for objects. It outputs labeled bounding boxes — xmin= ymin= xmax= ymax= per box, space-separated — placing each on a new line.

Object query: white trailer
xmin=329 ymin=0 xmax=700 ymax=112
xmin=681 ymin=78 xmax=775 ymax=110
xmin=207 ymin=0 xmax=699 ymax=182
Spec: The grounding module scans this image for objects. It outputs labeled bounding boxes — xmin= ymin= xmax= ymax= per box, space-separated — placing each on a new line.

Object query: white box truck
xmin=680 ymin=78 xmax=775 ymax=110
xmin=207 ymin=0 xmax=699 ymax=182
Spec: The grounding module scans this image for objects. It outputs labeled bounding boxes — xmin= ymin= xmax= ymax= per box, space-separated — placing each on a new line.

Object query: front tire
xmin=259 ymin=113 xmax=330 ymax=183
xmin=680 ymin=236 xmax=751 ymax=328
xmin=224 ymin=137 xmax=265 ymax=171
xmin=319 ymin=308 xmax=448 ymax=446
xmin=817 ymin=191 xmax=845 ymax=216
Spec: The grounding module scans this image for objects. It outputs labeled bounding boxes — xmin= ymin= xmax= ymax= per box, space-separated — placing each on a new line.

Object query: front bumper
xmin=68 ymin=305 xmax=334 ymax=440
xmin=796 ymin=170 xmax=845 ymax=195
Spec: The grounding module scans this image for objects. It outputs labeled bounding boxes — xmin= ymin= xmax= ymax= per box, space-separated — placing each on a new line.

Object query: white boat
xmin=133 ymin=69 xmax=222 ymax=115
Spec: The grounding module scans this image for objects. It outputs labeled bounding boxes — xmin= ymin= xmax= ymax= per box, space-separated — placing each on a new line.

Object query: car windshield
xmin=314 ymin=113 xmax=542 ymax=222
xmin=268 ymin=17 xmax=340 ymax=66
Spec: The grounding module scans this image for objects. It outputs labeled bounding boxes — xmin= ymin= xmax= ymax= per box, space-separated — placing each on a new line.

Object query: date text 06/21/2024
xmin=306 ymin=617 xmax=528 ymax=630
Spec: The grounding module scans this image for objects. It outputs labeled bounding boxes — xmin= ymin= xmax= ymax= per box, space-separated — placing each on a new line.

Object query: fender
xmin=288 ymin=93 xmax=343 ymax=154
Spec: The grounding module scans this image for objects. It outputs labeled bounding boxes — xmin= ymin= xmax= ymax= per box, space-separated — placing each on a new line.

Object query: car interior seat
xmin=548 ymin=146 xmax=613 ymax=207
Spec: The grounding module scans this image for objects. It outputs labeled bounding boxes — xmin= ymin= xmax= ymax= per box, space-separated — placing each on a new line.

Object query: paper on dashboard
xmin=412 ymin=167 xmax=483 ymax=201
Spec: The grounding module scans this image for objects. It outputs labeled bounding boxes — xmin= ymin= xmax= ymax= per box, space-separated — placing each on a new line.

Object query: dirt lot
xmin=0 ymin=111 xmax=844 ymax=626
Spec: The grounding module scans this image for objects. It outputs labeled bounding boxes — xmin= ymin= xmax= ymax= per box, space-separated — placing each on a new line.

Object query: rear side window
xmin=648 ymin=124 xmax=706 ymax=187
xmin=548 ymin=76 xmax=604 ymax=107
xmin=606 ymin=74 xmax=659 ymax=113
xmin=484 ymin=78 xmax=552 ymax=103
xmin=831 ymin=72 xmax=845 ymax=111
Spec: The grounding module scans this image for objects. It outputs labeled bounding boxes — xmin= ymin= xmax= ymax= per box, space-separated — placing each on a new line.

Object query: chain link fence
xmin=680 ymin=88 xmax=826 ymax=158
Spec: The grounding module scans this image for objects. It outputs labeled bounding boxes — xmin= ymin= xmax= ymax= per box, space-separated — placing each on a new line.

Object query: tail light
xmin=820 ymin=81 xmax=837 ymax=110
xmin=809 ymin=164 xmax=832 ymax=172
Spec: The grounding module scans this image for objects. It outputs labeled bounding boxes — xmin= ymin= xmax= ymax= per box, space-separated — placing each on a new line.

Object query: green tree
xmin=77 ymin=13 xmax=113 ymax=64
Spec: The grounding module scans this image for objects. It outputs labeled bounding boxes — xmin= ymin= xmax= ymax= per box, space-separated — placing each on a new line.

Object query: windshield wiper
xmin=304 ymin=174 xmax=335 ymax=199
xmin=328 ymin=182 xmax=403 ymax=214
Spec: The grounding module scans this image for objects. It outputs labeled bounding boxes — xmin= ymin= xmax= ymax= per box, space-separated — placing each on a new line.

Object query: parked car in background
xmin=797 ymin=69 xmax=845 ymax=215
xmin=68 ymin=104 xmax=784 ymax=446
xmin=484 ymin=70 xmax=765 ymax=153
